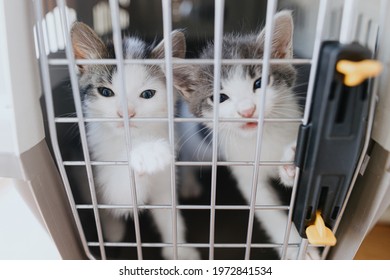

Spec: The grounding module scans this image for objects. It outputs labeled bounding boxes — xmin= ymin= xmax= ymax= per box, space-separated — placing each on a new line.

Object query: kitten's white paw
xmin=162 ymin=247 xmax=201 ymax=260
xmin=279 ymin=143 xmax=296 ymax=187
xmin=130 ymin=139 xmax=173 ymax=175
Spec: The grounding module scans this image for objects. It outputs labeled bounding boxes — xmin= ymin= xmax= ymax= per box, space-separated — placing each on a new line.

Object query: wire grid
xmin=34 ymin=0 xmax=381 ymax=260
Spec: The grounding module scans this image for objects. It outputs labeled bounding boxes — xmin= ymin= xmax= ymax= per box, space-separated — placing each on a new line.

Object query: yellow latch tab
xmin=336 ymin=59 xmax=382 ymax=87
xmin=306 ymin=211 xmax=337 ymax=246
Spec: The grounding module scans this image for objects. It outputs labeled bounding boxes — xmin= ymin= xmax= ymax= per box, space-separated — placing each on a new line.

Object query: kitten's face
xmin=200 ymin=64 xmax=297 ymax=138
xmin=71 ymin=22 xmax=185 ymax=134
xmin=81 ymin=63 xmax=168 ymax=132
xmin=174 ymin=11 xmax=300 ymax=138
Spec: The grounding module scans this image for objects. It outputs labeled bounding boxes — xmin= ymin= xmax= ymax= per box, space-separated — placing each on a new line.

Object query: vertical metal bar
xmin=302 ymin=0 xmax=329 ymax=126
xmin=162 ymin=0 xmax=179 ymax=260
xmin=244 ymin=0 xmax=277 ymax=260
xmin=297 ymin=238 xmax=309 ymax=259
xmin=208 ymin=0 xmax=225 ymax=260
xmin=56 ymin=0 xmax=106 ymax=259
xmin=339 ymin=0 xmax=357 ymax=44
xmin=108 ymin=0 xmax=143 ymax=260
xmin=280 ymin=165 xmax=301 ymax=259
xmin=33 ymin=0 xmax=95 ymax=260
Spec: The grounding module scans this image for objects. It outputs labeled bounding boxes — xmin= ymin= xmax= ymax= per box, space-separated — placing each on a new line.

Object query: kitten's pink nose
xmin=117 ymin=110 xmax=136 ymax=118
xmin=238 ymin=106 xmax=256 ymax=118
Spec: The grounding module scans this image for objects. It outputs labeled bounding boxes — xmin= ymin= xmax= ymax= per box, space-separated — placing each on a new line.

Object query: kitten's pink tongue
xmin=243 ymin=122 xmax=258 ymax=129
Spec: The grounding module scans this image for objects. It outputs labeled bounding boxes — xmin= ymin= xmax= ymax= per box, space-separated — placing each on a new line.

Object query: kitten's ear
xmin=257 ymin=10 xmax=294 ymax=59
xmin=172 ymin=62 xmax=197 ymax=100
xmin=151 ymin=30 xmax=186 ymax=59
xmin=70 ymin=22 xmax=108 ymax=72
xmin=153 ymin=30 xmax=190 ymax=97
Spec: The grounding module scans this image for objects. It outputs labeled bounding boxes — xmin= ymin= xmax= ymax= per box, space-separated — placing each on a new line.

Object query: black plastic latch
xmin=292 ymin=41 xmax=382 ymax=245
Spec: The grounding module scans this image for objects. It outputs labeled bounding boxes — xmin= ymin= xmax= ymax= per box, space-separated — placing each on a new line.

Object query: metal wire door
xmin=32 ymin=0 xmax=387 ymax=260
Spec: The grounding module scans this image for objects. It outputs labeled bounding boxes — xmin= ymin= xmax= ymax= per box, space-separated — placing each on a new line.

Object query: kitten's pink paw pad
xmin=279 ymin=143 xmax=296 ymax=187
xmin=284 ymin=164 xmax=296 ymax=177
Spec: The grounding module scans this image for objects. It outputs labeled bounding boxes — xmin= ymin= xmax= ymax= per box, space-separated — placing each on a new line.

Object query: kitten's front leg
xmin=179 ymin=166 xmax=203 ymax=199
xmin=151 ymin=208 xmax=201 ymax=260
xmin=254 ymin=180 xmax=321 ymax=260
xmin=278 ymin=142 xmax=297 ymax=187
xmin=148 ymin=189 xmax=201 ymax=260
xmin=100 ymin=210 xmax=127 ymax=242
xmin=130 ymin=139 xmax=173 ymax=175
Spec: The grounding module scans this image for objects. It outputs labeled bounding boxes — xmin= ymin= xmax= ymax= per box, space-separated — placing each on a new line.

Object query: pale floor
xmin=355 ymin=223 xmax=390 ymax=260
xmin=355 ymin=207 xmax=390 ymax=259
xmin=0 ymin=178 xmax=61 ymax=260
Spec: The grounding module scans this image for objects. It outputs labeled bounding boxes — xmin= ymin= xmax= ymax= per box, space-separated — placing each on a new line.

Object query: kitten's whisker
xmin=176 ymin=122 xmax=199 ymax=144
xmin=202 ymin=131 xmax=214 ymax=161
xmin=293 ymin=81 xmax=309 ymax=88
xmin=57 ymin=112 xmax=77 ymax=118
xmin=272 ymin=103 xmax=303 ymax=112
xmin=177 ymin=125 xmax=210 ymax=153
xmin=195 ymin=129 xmax=213 ymax=161
xmin=271 ymin=104 xmax=302 ymax=112
xmin=177 ymin=122 xmax=209 ymax=143
xmin=271 ymin=110 xmax=302 ymax=116
xmin=221 ymin=125 xmax=232 ymax=159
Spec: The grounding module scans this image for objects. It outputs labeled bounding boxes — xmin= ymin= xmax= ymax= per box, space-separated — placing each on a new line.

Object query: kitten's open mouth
xmin=241 ymin=122 xmax=258 ymax=129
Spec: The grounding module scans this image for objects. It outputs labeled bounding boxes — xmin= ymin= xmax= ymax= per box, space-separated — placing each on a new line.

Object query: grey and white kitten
xmin=71 ymin=22 xmax=200 ymax=259
xmin=174 ymin=11 xmax=319 ymax=259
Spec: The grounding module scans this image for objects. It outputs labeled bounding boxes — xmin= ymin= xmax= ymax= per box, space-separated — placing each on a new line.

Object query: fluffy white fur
xmin=212 ymin=77 xmax=305 ymax=259
xmin=176 ymin=11 xmax=320 ymax=259
xmin=71 ymin=22 xmax=199 ymax=260
xmin=88 ymin=63 xmax=199 ymax=260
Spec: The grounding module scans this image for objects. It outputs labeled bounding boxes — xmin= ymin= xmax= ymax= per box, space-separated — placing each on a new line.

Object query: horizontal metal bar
xmin=54 ymin=117 xmax=302 ymax=123
xmin=48 ymin=58 xmax=311 ymax=66
xmin=63 ymin=160 xmax=295 ymax=167
xmin=87 ymin=242 xmax=300 ymax=248
xmin=76 ymin=204 xmax=290 ymax=211
xmin=175 ymin=161 xmax=294 ymax=166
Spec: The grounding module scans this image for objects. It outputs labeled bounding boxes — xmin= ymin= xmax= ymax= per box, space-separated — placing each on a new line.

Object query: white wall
xmin=0 ymin=0 xmax=45 ymax=157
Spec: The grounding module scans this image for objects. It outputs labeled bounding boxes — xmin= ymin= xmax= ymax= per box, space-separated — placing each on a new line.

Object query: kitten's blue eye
xmin=253 ymin=78 xmax=262 ymax=91
xmin=140 ymin=89 xmax=156 ymax=99
xmin=210 ymin=93 xmax=229 ymax=103
xmin=98 ymin=87 xmax=115 ymax=97
xmin=253 ymin=76 xmax=273 ymax=92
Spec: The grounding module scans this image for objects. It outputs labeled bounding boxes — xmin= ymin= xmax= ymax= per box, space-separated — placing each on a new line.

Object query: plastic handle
xmin=336 ymin=59 xmax=382 ymax=87
xmin=306 ymin=211 xmax=337 ymax=246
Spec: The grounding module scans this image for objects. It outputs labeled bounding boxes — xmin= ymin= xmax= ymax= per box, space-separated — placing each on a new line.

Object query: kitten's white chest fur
xmin=90 ymin=126 xmax=172 ymax=217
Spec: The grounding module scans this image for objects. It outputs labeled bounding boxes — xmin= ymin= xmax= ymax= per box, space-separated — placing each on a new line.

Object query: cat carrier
xmin=1 ymin=0 xmax=390 ymax=260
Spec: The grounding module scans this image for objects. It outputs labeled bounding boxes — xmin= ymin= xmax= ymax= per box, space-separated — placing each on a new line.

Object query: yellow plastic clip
xmin=306 ymin=211 xmax=337 ymax=246
xmin=336 ymin=59 xmax=382 ymax=87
